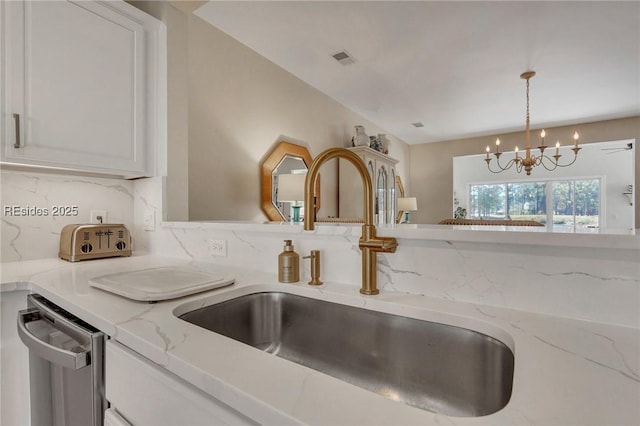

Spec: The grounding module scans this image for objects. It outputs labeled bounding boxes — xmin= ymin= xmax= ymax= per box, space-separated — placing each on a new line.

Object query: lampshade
xmin=397 ymin=197 xmax=417 ymax=211
xmin=277 ymin=174 xmax=305 ymax=202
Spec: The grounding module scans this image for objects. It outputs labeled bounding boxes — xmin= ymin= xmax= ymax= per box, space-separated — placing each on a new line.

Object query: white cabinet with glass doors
xmin=338 ymin=146 xmax=399 ymax=224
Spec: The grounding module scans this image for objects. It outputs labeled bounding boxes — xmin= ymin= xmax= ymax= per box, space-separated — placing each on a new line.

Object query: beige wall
xmin=410 ymin=116 xmax=640 ymax=225
xmin=184 ymin=10 xmax=409 ymax=221
xmin=164 ymin=4 xmax=190 ymax=221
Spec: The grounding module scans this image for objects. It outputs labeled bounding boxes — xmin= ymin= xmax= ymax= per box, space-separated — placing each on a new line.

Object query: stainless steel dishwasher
xmin=17 ymin=293 xmax=105 ymax=426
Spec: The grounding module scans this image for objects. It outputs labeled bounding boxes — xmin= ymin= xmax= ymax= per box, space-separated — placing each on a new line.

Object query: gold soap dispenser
xmin=278 ymin=240 xmax=300 ymax=283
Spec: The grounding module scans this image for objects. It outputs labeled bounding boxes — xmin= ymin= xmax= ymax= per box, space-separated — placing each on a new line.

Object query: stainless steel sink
xmin=178 ymin=292 xmax=514 ymax=417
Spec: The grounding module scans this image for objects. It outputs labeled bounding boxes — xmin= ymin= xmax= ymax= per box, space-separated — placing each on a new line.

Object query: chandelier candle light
xmin=484 ymin=71 xmax=581 ymax=176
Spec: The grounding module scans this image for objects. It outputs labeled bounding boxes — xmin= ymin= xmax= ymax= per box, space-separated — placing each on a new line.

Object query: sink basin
xmin=178 ymin=291 xmax=514 ymax=417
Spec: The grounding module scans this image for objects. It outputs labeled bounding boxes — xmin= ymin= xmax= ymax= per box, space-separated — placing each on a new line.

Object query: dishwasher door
xmin=17 ymin=294 xmax=105 ymax=426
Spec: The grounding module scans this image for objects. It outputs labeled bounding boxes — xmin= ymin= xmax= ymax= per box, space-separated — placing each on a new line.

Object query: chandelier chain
xmin=525 ymin=77 xmax=530 ymax=129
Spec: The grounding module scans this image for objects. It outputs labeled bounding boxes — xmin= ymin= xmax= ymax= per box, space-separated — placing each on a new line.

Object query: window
xmin=470 ymin=179 xmax=600 ymax=232
xmin=507 ymin=182 xmax=547 ymax=220
xmin=469 ymin=184 xmax=505 ymax=219
xmin=551 ymin=179 xmax=600 ymax=231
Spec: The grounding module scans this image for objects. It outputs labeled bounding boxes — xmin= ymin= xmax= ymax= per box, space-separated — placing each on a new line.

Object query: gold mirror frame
xmin=260 ymin=141 xmax=320 ymax=221
xmin=395 ymin=175 xmax=405 ymax=224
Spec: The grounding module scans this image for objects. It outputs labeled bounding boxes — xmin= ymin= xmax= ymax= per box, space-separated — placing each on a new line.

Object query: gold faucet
xmin=303 ymin=148 xmax=398 ymax=295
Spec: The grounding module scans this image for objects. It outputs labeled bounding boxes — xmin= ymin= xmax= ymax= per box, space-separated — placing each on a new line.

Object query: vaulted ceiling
xmin=194 ymin=1 xmax=640 ymax=144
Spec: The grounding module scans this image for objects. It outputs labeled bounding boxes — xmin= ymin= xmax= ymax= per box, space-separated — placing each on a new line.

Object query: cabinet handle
xmin=13 ymin=113 xmax=21 ymax=148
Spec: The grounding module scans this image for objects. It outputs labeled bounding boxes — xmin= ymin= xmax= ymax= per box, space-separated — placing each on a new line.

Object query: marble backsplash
xmin=1 ymin=169 xmax=134 ymax=262
xmin=133 ymin=177 xmax=640 ymax=329
xmin=1 ymin=172 xmax=637 ymax=328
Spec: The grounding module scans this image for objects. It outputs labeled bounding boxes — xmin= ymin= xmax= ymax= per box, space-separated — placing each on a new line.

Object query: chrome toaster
xmin=59 ymin=224 xmax=132 ymax=262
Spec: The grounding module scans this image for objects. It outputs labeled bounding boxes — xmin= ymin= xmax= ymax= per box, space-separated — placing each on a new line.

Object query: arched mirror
xmin=395 ymin=175 xmax=405 ymax=224
xmin=367 ymin=160 xmax=375 ymax=178
xmin=260 ymin=141 xmax=321 ymax=221
xmin=376 ymin=166 xmax=388 ymax=225
xmin=389 ymin=169 xmax=397 ymax=224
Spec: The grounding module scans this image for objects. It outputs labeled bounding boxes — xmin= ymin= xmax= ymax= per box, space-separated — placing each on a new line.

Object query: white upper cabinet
xmin=1 ymin=0 xmax=165 ymax=177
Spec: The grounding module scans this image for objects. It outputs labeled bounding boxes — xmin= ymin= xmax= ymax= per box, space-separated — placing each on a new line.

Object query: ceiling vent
xmin=331 ymin=50 xmax=356 ymax=66
xmin=412 ymin=122 xmax=425 ymax=128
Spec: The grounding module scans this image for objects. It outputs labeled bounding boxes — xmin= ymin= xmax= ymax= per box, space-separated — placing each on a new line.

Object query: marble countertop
xmin=3 ymin=255 xmax=639 ymax=425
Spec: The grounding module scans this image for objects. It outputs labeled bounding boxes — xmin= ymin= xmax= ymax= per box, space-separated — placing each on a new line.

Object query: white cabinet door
xmin=2 ymin=0 xmax=162 ymax=177
xmin=105 ymin=341 xmax=256 ymax=425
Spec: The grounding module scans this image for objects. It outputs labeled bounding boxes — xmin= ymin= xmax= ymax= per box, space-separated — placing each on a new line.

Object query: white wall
xmin=453 ymin=139 xmax=635 ymax=231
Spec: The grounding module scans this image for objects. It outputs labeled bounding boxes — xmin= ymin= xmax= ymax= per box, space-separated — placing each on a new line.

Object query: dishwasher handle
xmin=17 ymin=308 xmax=90 ymax=370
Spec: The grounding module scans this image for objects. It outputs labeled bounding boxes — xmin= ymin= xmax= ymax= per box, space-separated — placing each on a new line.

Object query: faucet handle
xmin=303 ymin=250 xmax=323 ymax=286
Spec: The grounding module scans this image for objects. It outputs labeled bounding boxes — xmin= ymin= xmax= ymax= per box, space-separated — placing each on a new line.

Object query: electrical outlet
xmin=90 ymin=210 xmax=107 ymax=224
xmin=143 ymin=209 xmax=156 ymax=231
xmin=209 ymin=239 xmax=227 ymax=257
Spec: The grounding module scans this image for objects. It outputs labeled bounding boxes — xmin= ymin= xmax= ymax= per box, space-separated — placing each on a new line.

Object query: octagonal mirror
xmin=261 ymin=141 xmax=320 ymax=222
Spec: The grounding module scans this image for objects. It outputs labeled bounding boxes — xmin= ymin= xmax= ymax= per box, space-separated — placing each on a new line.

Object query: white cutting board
xmin=89 ymin=266 xmax=234 ymax=302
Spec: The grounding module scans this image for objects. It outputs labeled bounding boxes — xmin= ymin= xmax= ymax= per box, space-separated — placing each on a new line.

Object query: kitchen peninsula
xmin=2 ymin=210 xmax=639 ymax=424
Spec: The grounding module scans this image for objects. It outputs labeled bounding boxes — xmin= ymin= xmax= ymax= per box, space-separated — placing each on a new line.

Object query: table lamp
xmin=277 ymin=174 xmax=305 ymax=223
xmin=397 ymin=197 xmax=418 ymax=223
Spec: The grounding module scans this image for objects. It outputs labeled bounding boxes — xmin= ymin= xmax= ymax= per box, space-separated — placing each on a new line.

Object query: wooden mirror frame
xmin=260 ymin=141 xmax=321 ymax=221
xmin=395 ymin=175 xmax=405 ymax=224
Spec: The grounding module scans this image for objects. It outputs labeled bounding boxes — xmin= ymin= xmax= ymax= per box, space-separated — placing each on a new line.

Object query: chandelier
xmin=484 ymin=71 xmax=580 ymax=176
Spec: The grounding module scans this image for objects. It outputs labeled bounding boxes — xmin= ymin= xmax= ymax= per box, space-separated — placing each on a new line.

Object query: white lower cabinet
xmin=105 ymin=340 xmax=256 ymax=426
